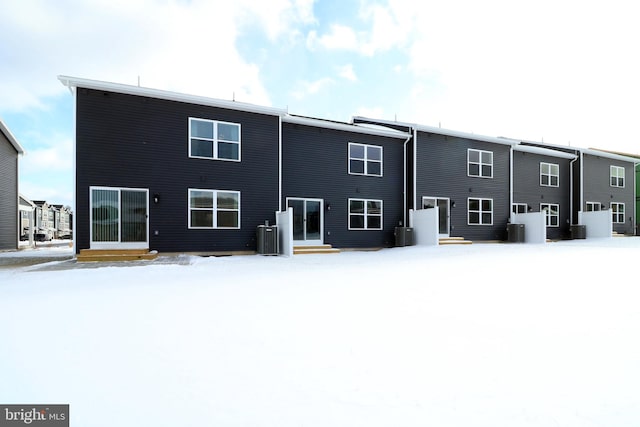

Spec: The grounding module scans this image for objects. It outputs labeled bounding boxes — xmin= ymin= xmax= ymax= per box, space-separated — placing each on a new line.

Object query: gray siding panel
xmin=415 ymin=132 xmax=511 ymax=241
xmin=76 ymin=88 xmax=280 ymax=253
xmin=513 ymin=151 xmax=572 ymax=239
xmin=582 ymin=153 xmax=635 ymax=234
xmin=0 ymin=133 xmax=19 ymax=250
xmin=282 ymin=123 xmax=405 ymax=248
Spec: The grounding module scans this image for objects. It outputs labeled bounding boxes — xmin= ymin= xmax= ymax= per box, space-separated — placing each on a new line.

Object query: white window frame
xmin=189 ymin=117 xmax=241 ymax=162
xmin=611 ymin=202 xmax=625 ymax=223
xmin=348 ymin=143 xmax=383 ymax=177
xmin=467 ymin=149 xmax=493 ymax=178
xmin=540 ymin=203 xmax=559 ymax=227
xmin=348 ymin=198 xmax=383 ymax=230
xmin=610 ymin=166 xmax=625 ymax=188
xmin=468 ymin=197 xmax=493 ymax=225
xmin=188 ymin=189 xmax=241 ymax=229
xmin=540 ymin=162 xmax=559 ymax=187
xmin=585 ymin=201 xmax=601 ymax=212
xmin=512 ymin=203 xmax=527 ymax=214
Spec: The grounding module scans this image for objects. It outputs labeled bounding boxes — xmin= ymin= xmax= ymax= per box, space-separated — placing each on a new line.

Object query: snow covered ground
xmin=1 ymin=239 xmax=639 ymax=426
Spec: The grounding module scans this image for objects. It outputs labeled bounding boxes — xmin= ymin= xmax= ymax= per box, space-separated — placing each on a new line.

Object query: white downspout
xmin=569 ymin=151 xmax=578 ymax=225
xmin=509 ymin=144 xmax=514 ymax=223
xmin=278 ymin=115 xmax=283 ymax=212
xmin=412 ymin=126 xmax=417 ymax=226
xmin=402 ymin=130 xmax=412 ymax=226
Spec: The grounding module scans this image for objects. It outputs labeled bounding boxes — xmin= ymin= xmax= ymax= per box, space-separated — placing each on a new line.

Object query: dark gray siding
xmin=415 ymin=132 xmax=511 ymax=241
xmin=282 ymin=123 xmax=405 ymax=248
xmin=0 ymin=133 xmax=19 ymax=250
xmin=76 ymin=88 xmax=280 ymax=253
xmin=513 ymin=151 xmax=572 ymax=240
xmin=582 ymin=153 xmax=635 ymax=234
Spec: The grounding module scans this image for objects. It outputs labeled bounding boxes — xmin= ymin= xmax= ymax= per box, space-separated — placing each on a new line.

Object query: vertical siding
xmin=282 ymin=123 xmax=405 ymax=248
xmin=512 ymin=151 xmax=572 ymax=239
xmin=76 ymin=88 xmax=280 ymax=253
xmin=582 ymin=154 xmax=635 ymax=234
xmin=415 ymin=132 xmax=511 ymax=241
xmin=0 ymin=133 xmax=19 ymax=250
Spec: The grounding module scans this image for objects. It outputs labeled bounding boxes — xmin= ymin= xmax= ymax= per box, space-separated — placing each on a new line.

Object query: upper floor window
xmin=610 ymin=166 xmax=625 ymax=187
xmin=540 ymin=162 xmax=559 ymax=187
xmin=349 ymin=143 xmax=382 ymax=177
xmin=468 ymin=149 xmax=493 ymax=178
xmin=189 ymin=118 xmax=241 ymax=161
xmin=611 ymin=202 xmax=625 ymax=223
xmin=468 ymin=198 xmax=493 ymax=225
xmin=586 ymin=201 xmax=601 ymax=212
xmin=512 ymin=203 xmax=527 ymax=214
xmin=349 ymin=198 xmax=383 ymax=230
xmin=541 ymin=203 xmax=559 ymax=227
xmin=189 ymin=189 xmax=240 ymax=229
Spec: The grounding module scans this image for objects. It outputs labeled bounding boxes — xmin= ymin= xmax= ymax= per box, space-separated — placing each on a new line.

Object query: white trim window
xmin=349 ymin=143 xmax=382 ymax=177
xmin=189 ymin=189 xmax=240 ymax=229
xmin=468 ymin=198 xmax=493 ymax=225
xmin=586 ymin=201 xmax=601 ymax=212
xmin=540 ymin=162 xmax=559 ymax=187
xmin=468 ymin=149 xmax=493 ymax=178
xmin=611 ymin=202 xmax=625 ymax=223
xmin=610 ymin=166 xmax=625 ymax=188
xmin=541 ymin=203 xmax=559 ymax=227
xmin=349 ymin=198 xmax=383 ymax=230
xmin=189 ymin=117 xmax=241 ymax=161
xmin=512 ymin=203 xmax=527 ymax=214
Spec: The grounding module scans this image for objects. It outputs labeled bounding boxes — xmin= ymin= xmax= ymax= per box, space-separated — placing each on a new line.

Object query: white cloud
xmin=291 ymin=77 xmax=335 ymax=99
xmin=354 ymin=106 xmax=385 ymax=120
xmin=337 ymin=64 xmax=357 ymax=82
xmin=307 ymin=24 xmax=360 ymax=52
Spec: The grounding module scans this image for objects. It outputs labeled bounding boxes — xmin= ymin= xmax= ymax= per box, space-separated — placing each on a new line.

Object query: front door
xmin=287 ymin=198 xmax=323 ymax=245
xmin=423 ymin=196 xmax=450 ymax=237
xmin=90 ymin=186 xmax=149 ymax=249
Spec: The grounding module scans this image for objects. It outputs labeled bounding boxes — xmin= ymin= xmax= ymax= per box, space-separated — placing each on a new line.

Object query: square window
xmin=189 ymin=189 xmax=240 ymax=229
xmin=349 ymin=143 xmax=383 ymax=177
xmin=540 ymin=162 xmax=559 ymax=187
xmin=349 ymin=198 xmax=382 ymax=230
xmin=468 ymin=149 xmax=493 ymax=178
xmin=189 ymin=118 xmax=240 ymax=161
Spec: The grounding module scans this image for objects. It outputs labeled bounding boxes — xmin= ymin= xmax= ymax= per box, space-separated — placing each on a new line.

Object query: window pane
xmin=550 ymin=164 xmax=559 ymax=175
xmin=217 ymin=192 xmax=238 ymax=209
xmin=481 ymin=151 xmax=493 ymax=164
xmin=482 ymin=199 xmax=492 ymax=211
xmin=218 ymin=123 xmax=239 ymax=142
xmin=350 ymin=159 xmax=365 ymax=174
xmin=367 ymin=215 xmax=381 ymax=229
xmin=468 ymin=150 xmax=480 ymax=163
xmin=350 ymin=215 xmax=364 ymax=229
xmin=481 ymin=165 xmax=492 ymax=177
xmin=367 ymin=200 xmax=381 ymax=214
xmin=350 ymin=200 xmax=364 ymax=214
xmin=191 ymin=139 xmax=213 ymax=158
xmin=550 ymin=216 xmax=558 ymax=226
xmin=218 ymin=142 xmax=239 ymax=160
xmin=551 ymin=176 xmax=558 ymax=186
xmin=217 ymin=211 xmax=239 ymax=228
xmin=618 ymin=177 xmax=624 ymax=187
xmin=541 ymin=175 xmax=549 ymax=186
xmin=482 ymin=213 xmax=492 ymax=224
xmin=191 ymin=210 xmax=213 ymax=227
xmin=469 ymin=164 xmax=479 ymax=176
xmin=469 ymin=212 xmax=479 ymax=224
xmin=368 ymin=161 xmax=381 ymax=176
xmin=350 ymin=144 xmax=365 ymax=159
xmin=541 ymin=163 xmax=549 ymax=174
xmin=367 ymin=146 xmax=382 ymax=160
xmin=469 ymin=199 xmax=479 ymax=210
xmin=190 ymin=191 xmax=213 ymax=208
xmin=191 ymin=120 xmax=213 ymax=139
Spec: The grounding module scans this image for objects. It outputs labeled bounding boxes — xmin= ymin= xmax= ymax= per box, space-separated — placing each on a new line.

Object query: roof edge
xmin=0 ymin=118 xmax=25 ymax=154
xmin=283 ymin=115 xmax=411 ymax=139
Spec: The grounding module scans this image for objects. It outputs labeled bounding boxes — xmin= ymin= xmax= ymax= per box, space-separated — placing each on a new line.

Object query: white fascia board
xmin=283 ymin=115 xmax=411 ymax=139
xmin=513 ymin=144 xmax=577 ymax=160
xmin=416 ymin=124 xmax=515 ymax=146
xmin=0 ymin=118 xmax=25 ymax=154
xmin=58 ymin=75 xmax=287 ymax=117
xmin=581 ymin=148 xmax=640 ymax=164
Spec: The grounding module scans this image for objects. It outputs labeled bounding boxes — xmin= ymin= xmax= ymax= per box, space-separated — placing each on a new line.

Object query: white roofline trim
xmin=0 ymin=118 xmax=25 ymax=154
xmin=58 ymin=75 xmax=288 ymax=117
xmin=283 ymin=115 xmax=411 ymax=139
xmin=581 ymin=148 xmax=640 ymax=164
xmin=513 ymin=144 xmax=577 ymax=160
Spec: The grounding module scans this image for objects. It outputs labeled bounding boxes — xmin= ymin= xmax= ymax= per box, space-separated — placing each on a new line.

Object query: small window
xmin=586 ymin=202 xmax=601 ymax=212
xmin=610 ymin=166 xmax=625 ymax=188
xmin=512 ymin=203 xmax=527 ymax=214
xmin=468 ymin=198 xmax=493 ymax=225
xmin=349 ymin=198 xmax=383 ymax=229
xmin=611 ymin=202 xmax=625 ymax=223
xmin=189 ymin=118 xmax=241 ymax=161
xmin=349 ymin=143 xmax=382 ymax=177
xmin=540 ymin=162 xmax=559 ymax=187
xmin=541 ymin=203 xmax=559 ymax=227
xmin=468 ymin=149 xmax=493 ymax=178
xmin=189 ymin=189 xmax=240 ymax=229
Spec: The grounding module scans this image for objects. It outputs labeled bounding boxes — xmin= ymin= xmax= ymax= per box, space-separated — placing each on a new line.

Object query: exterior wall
xmin=0 ymin=133 xmax=19 ymax=250
xmin=582 ymin=153 xmax=635 ymax=234
xmin=76 ymin=88 xmax=280 ymax=253
xmin=512 ymin=151 xmax=573 ymax=240
xmin=636 ymin=164 xmax=639 ymax=234
xmin=281 ymin=122 xmax=405 ymax=248
xmin=414 ymin=131 xmax=511 ymax=241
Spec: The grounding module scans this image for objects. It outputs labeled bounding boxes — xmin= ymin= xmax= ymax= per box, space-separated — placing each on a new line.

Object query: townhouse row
xmin=19 ymin=197 xmax=73 ymax=242
xmin=57 ymin=76 xmax=638 ymax=255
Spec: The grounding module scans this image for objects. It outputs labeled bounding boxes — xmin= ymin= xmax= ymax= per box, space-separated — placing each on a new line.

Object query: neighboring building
xmin=32 ymin=201 xmax=55 ymax=241
xmin=51 ymin=204 xmax=72 ymax=239
xmin=19 ymin=194 xmax=36 ymax=245
xmin=0 ymin=119 xmax=25 ymax=251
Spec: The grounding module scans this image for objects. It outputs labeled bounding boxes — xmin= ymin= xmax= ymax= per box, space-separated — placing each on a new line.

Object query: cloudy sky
xmin=1 ymin=0 xmax=639 ymax=208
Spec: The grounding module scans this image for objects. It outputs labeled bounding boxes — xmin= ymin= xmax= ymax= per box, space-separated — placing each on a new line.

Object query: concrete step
xmin=77 ymin=249 xmax=159 ymax=262
xmin=293 ymin=245 xmax=340 ymax=255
